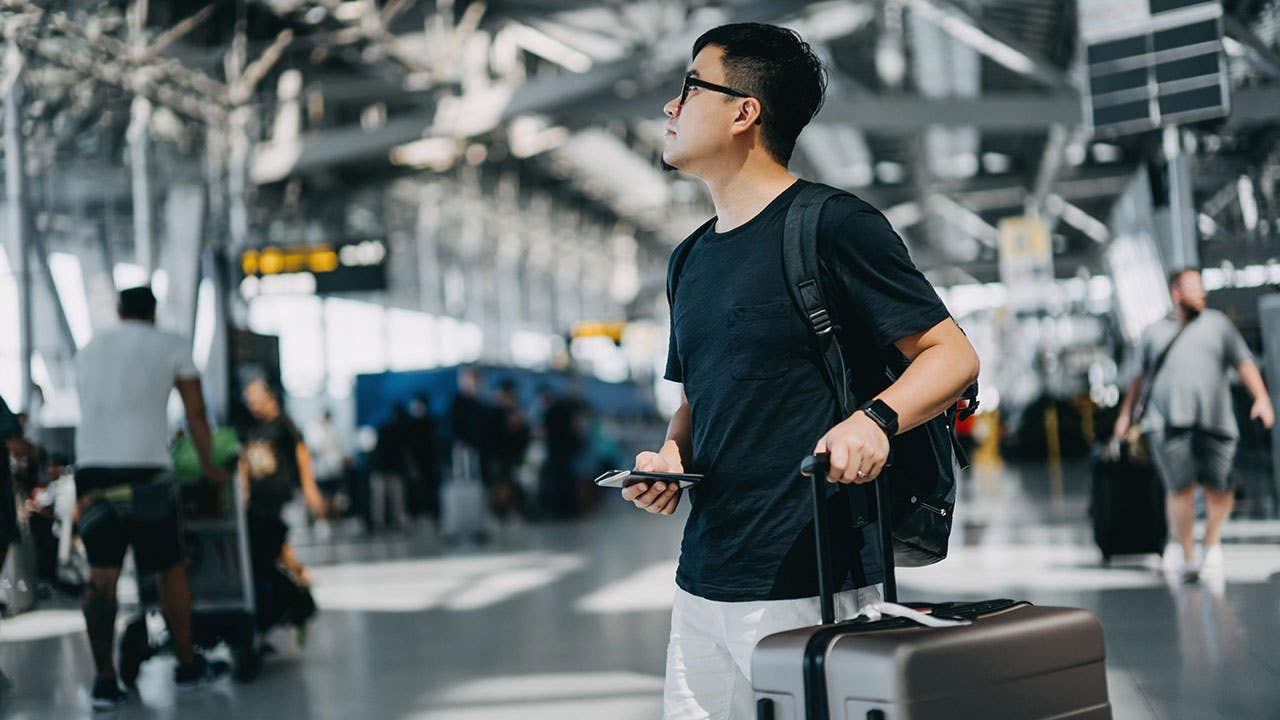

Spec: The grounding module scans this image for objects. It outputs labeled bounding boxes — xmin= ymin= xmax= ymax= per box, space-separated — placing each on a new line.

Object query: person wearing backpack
xmin=617 ymin=24 xmax=981 ymax=719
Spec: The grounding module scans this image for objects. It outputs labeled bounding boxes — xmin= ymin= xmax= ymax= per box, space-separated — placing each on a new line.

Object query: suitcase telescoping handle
xmin=800 ymin=452 xmax=897 ymax=625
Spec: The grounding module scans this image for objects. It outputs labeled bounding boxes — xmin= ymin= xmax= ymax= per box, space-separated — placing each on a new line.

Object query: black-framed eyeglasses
xmin=679 ymin=75 xmax=751 ymax=108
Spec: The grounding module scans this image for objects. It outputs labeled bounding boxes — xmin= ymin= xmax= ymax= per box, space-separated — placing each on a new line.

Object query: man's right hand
xmin=1112 ymin=414 xmax=1131 ymax=441
xmin=202 ymin=464 xmax=232 ymax=486
xmin=622 ymin=443 xmax=684 ymax=516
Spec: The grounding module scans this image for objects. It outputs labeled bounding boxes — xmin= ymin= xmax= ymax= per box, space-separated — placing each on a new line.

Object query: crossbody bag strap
xmin=1133 ymin=318 xmax=1192 ymax=424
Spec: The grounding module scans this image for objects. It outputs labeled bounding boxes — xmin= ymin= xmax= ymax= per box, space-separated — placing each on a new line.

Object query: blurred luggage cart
xmin=119 ymin=431 xmax=262 ymax=684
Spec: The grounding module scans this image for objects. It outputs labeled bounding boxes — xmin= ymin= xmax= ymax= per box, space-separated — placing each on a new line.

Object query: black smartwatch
xmin=858 ymin=399 xmax=899 ymax=439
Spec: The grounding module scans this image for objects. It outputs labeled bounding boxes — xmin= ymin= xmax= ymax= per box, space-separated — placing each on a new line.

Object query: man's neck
xmin=1174 ymin=306 xmax=1200 ymax=324
xmin=701 ymin=158 xmax=797 ymax=233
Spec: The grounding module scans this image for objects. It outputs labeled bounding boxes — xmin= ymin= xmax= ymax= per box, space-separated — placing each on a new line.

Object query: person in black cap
xmin=74 ymin=286 xmax=231 ymax=709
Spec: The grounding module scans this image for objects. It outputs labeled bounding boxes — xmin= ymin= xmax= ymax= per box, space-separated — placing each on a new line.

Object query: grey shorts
xmin=1144 ymin=428 xmax=1237 ymax=493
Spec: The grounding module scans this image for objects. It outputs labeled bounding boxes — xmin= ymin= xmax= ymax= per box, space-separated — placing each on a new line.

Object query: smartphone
xmin=592 ymin=469 xmax=703 ymax=489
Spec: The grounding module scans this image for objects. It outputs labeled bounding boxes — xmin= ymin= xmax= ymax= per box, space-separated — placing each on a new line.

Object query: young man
xmin=74 ymin=287 xmax=231 ymax=710
xmin=1113 ymin=268 xmax=1274 ymax=578
xmin=619 ymin=24 xmax=980 ymax=718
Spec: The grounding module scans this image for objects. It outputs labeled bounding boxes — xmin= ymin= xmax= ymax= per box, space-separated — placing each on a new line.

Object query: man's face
xmin=1171 ymin=272 xmax=1207 ymax=315
xmin=459 ymin=369 xmax=480 ymax=396
xmin=661 ymin=46 xmax=748 ymax=173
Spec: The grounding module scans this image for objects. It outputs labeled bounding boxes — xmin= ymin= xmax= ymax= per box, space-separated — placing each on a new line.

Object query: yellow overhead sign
xmin=571 ymin=321 xmax=626 ymax=343
xmin=241 ymin=245 xmax=340 ymax=277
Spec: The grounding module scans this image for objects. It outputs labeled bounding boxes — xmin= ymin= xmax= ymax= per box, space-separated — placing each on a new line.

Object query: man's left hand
xmin=813 ymin=411 xmax=891 ymax=484
xmin=1251 ymin=398 xmax=1275 ymax=430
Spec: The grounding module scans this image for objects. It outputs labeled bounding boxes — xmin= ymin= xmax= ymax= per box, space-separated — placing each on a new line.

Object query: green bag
xmin=172 ymin=428 xmax=241 ymax=481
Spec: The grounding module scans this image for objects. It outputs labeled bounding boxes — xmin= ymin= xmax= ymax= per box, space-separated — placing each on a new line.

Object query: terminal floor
xmin=2 ymin=460 xmax=1279 ymax=719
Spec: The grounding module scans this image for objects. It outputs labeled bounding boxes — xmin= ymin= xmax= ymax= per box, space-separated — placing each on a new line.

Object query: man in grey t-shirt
xmin=1114 ymin=268 xmax=1274 ymax=578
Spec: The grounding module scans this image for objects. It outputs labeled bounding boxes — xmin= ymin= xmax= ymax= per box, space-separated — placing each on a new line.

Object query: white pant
xmin=663 ymin=584 xmax=882 ymax=719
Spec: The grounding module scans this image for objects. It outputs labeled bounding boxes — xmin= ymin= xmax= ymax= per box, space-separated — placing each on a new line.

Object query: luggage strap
xmin=856 ymin=601 xmax=972 ymax=627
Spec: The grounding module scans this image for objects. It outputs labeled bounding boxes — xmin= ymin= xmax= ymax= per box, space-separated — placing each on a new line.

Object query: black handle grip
xmin=800 ymin=452 xmax=829 ymax=478
xmin=803 ymin=452 xmax=836 ymax=625
xmin=801 ymin=450 xmax=897 ymax=621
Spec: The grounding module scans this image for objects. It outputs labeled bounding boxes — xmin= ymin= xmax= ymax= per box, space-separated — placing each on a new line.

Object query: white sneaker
xmin=1200 ymin=544 xmax=1224 ymax=574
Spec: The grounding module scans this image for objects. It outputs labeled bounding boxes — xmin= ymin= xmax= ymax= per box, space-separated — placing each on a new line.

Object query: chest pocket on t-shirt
xmin=728 ymin=301 xmax=795 ymax=380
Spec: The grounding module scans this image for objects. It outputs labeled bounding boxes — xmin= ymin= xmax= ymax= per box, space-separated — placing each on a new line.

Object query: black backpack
xmin=665 ymin=182 xmax=979 ymax=567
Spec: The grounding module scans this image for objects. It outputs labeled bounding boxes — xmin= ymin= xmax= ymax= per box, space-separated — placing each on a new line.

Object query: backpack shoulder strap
xmin=782 ymin=182 xmax=855 ymax=416
xmin=666 ymin=217 xmax=717 ymax=309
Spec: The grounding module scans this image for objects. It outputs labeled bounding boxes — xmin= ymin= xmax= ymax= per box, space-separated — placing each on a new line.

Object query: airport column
xmin=3 ymin=41 xmax=34 ymax=412
xmin=128 ymin=96 xmax=155 ymax=277
xmin=127 ymin=2 xmax=155 ymax=277
xmin=1156 ymin=125 xmax=1199 ymax=270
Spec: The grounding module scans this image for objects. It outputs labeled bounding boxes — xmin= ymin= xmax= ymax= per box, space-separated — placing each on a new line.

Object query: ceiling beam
xmin=244 ymin=0 xmax=816 ymax=180
xmin=1223 ymin=15 xmax=1280 ymax=82
xmin=906 ymin=0 xmax=1076 ymax=93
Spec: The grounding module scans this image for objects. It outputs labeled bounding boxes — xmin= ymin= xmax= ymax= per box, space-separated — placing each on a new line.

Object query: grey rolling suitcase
xmin=441 ymin=444 xmax=488 ymax=540
xmin=751 ymin=453 xmax=1111 ymax=720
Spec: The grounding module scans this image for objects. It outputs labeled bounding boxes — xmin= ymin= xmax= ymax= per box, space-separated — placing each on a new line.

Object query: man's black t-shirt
xmin=242 ymin=414 xmax=303 ymax=518
xmin=664 ymin=180 xmax=950 ymax=602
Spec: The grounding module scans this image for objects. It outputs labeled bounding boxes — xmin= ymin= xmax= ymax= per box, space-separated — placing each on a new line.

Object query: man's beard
xmin=1180 ymin=301 xmax=1203 ymax=320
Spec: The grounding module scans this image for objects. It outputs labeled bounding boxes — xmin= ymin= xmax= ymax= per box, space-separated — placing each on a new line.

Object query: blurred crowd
xmin=324 ymin=366 xmax=622 ymax=541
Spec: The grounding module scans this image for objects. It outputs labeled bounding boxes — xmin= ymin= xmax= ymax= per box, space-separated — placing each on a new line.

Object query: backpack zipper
xmin=909 ymin=496 xmax=949 ymax=517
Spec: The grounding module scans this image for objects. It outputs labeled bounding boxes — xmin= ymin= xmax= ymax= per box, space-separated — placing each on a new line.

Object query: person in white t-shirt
xmin=306 ymin=410 xmax=346 ymax=497
xmin=74 ymin=287 xmax=231 ymax=710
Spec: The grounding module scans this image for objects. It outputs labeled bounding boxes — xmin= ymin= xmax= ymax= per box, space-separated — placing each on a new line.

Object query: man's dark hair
xmin=1169 ymin=268 xmax=1200 ymax=287
xmin=118 ymin=286 xmax=157 ymax=320
xmin=692 ymin=23 xmax=827 ymax=166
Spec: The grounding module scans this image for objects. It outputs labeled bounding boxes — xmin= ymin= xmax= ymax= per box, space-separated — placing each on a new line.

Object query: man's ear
xmin=729 ymin=97 xmax=763 ymax=135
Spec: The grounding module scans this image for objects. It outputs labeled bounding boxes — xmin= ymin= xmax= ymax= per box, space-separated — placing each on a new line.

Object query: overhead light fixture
xmin=464 ymin=143 xmax=488 ymax=165
xmin=1090 ymin=143 xmax=1121 ymax=163
xmin=509 ymin=116 xmax=570 ymax=158
xmin=390 ymin=137 xmax=461 ymax=171
xmin=1052 ymin=195 xmax=1110 ymax=244
xmin=908 ymin=0 xmax=1038 ymax=77
xmin=876 ymin=38 xmax=907 ymax=87
xmin=885 ymin=202 xmax=922 ymax=229
xmin=505 ymin=23 xmax=594 ymax=73
xmin=981 ymin=152 xmax=1011 ymax=174
xmin=928 ymin=194 xmax=999 ymax=248
xmin=1198 ymin=213 xmax=1218 ymax=238
xmin=303 ymin=5 xmax=327 ymax=24
xmin=251 ymin=140 xmax=304 ymax=184
xmin=1064 ymin=141 xmax=1087 ymax=166
xmin=875 ymin=161 xmax=905 ymax=184
xmin=785 ymin=2 xmax=876 ymax=43
xmin=333 ymin=1 xmax=368 ymax=22
xmin=1239 ymin=175 xmax=1259 ymax=232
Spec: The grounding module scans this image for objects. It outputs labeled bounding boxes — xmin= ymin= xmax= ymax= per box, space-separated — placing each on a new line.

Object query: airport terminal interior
xmin=1 ymin=0 xmax=1280 ymax=718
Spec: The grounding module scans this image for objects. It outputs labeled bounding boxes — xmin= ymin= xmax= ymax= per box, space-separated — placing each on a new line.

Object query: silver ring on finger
xmin=856 ymin=471 xmax=867 ymax=478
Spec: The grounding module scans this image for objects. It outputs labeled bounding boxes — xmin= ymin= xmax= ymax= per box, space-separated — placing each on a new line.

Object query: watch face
xmin=864 ymin=400 xmax=897 ymax=434
xmin=873 ymin=400 xmax=897 ymax=422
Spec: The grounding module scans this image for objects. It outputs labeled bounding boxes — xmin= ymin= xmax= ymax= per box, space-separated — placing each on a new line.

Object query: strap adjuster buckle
xmin=808 ymin=308 xmax=833 ymax=335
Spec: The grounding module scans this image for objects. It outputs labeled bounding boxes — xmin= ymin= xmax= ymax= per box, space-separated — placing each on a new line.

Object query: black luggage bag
xmin=1089 ymin=442 xmax=1167 ymax=563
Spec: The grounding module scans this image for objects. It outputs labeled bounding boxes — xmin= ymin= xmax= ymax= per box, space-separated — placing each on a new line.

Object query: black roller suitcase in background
xmin=1089 ymin=442 xmax=1167 ymax=563
xmin=751 ymin=454 xmax=1112 ymax=720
